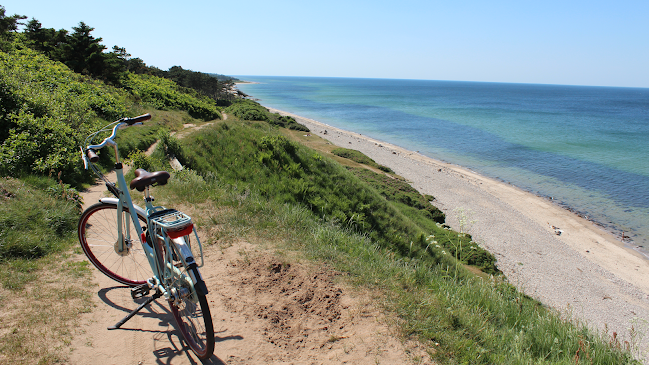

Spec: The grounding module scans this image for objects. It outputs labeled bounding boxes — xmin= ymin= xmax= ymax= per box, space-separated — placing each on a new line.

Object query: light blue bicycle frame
xmin=83 ymin=121 xmax=203 ymax=299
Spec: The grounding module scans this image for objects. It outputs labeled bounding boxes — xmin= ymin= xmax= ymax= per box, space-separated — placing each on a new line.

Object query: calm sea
xmin=236 ymin=76 xmax=649 ymax=253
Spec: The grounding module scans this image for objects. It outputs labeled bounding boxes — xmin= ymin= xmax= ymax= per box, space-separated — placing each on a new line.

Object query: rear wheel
xmin=170 ymin=284 xmax=214 ymax=359
xmin=157 ymin=236 xmax=214 ymax=359
xmin=78 ymin=203 xmax=151 ymax=286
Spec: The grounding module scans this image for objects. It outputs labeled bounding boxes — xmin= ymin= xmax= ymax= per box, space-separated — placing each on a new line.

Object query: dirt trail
xmin=70 ymin=121 xmax=431 ymax=364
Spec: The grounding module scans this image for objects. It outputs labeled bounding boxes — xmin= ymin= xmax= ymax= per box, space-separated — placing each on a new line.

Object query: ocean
xmin=235 ymin=76 xmax=649 ymax=254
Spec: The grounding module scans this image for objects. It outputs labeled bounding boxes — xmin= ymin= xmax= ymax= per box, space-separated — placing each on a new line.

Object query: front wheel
xmin=78 ymin=202 xmax=151 ymax=286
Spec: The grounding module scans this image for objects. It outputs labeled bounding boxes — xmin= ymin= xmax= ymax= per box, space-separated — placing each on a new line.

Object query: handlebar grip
xmin=124 ymin=113 xmax=152 ymax=125
xmin=87 ymin=149 xmax=99 ymax=163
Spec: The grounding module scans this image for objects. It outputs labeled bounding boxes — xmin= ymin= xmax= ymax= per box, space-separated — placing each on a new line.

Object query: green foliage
xmin=225 ymin=99 xmax=269 ymax=121
xmin=331 ymin=147 xmax=394 ymax=173
xmin=22 ymin=19 xmax=127 ymax=84
xmin=0 ymin=6 xmax=26 ymax=51
xmin=125 ymin=150 xmax=154 ymax=171
xmin=22 ymin=18 xmax=68 ymax=59
xmin=163 ymin=65 xmax=233 ymax=102
xmin=0 ymin=177 xmax=78 ymax=262
xmin=123 ymin=73 xmax=221 ymax=120
xmin=268 ymin=114 xmax=310 ymax=132
xmin=0 ymin=47 xmax=130 ymax=186
xmin=58 ymin=22 xmax=106 ymax=76
xmin=156 ymin=159 xmax=637 ymax=365
xmin=181 ymin=122 xmax=459 ymax=266
xmin=349 ymin=167 xmax=445 ymax=222
xmin=157 ymin=129 xmax=187 ymax=166
xmin=225 ymin=100 xmax=310 ymax=132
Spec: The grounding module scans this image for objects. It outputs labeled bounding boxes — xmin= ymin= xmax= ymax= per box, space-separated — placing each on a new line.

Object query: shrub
xmin=0 ymin=47 xmax=131 ymax=186
xmin=123 ymin=73 xmax=221 ymax=121
xmin=126 ymin=150 xmax=154 ymax=171
xmin=225 ymin=99 xmax=269 ymax=121
xmin=268 ymin=114 xmax=310 ymax=132
xmin=331 ymin=147 xmax=394 ymax=173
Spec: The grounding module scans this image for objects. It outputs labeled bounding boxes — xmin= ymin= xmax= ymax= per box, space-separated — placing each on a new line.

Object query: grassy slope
xmin=163 ymin=116 xmax=637 ymax=364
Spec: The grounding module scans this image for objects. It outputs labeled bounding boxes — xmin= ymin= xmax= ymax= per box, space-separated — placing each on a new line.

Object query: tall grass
xmin=0 ymin=176 xmax=80 ymax=290
xmin=152 ymin=120 xmax=639 ymax=364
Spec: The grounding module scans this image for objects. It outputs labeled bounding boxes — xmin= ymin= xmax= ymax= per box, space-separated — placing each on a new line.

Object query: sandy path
xmin=70 ymin=239 xmax=427 ymax=364
xmin=70 ymin=122 xmax=431 ymax=364
xmin=268 ymin=107 xmax=649 ymax=357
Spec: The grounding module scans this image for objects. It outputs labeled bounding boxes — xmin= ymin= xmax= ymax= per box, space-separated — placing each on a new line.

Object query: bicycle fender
xmin=99 ymin=197 xmax=147 ymax=218
xmin=172 ymin=237 xmax=208 ymax=295
xmin=171 ymin=237 xmax=197 ymax=267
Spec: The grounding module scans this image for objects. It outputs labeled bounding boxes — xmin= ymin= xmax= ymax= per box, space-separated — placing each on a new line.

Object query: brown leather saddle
xmin=129 ymin=169 xmax=171 ymax=191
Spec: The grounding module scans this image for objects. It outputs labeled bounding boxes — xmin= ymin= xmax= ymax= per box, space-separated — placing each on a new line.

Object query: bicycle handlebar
xmin=82 ymin=113 xmax=151 ymax=168
xmin=124 ymin=113 xmax=151 ymax=125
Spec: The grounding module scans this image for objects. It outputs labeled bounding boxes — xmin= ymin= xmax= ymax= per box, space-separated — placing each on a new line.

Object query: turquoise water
xmin=236 ymin=76 xmax=649 ymax=252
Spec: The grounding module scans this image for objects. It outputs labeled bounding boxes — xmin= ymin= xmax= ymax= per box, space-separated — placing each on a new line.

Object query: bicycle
xmin=77 ymin=113 xmax=215 ymax=359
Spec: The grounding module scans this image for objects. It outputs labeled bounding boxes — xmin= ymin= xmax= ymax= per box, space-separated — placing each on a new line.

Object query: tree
xmin=0 ymin=5 xmax=26 ymax=50
xmin=125 ymin=57 xmax=150 ymax=74
xmin=59 ymin=22 xmax=106 ymax=75
xmin=23 ymin=18 xmax=68 ymax=59
xmin=101 ymin=50 xmax=127 ymax=85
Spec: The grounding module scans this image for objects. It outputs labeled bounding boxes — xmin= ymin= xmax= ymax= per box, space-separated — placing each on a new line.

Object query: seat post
xmin=144 ymin=186 xmax=152 ymax=202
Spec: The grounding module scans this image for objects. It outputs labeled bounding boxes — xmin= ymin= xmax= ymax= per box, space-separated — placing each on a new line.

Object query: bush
xmin=123 ymin=73 xmax=221 ymax=121
xmin=225 ymin=99 xmax=269 ymax=121
xmin=126 ymin=150 xmax=154 ymax=171
xmin=268 ymin=114 xmax=310 ymax=132
xmin=331 ymin=147 xmax=394 ymax=173
xmin=0 ymin=47 xmax=131 ymax=186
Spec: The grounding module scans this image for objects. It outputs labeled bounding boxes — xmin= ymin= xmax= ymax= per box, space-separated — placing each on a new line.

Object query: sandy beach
xmin=267 ymin=107 xmax=649 ymax=355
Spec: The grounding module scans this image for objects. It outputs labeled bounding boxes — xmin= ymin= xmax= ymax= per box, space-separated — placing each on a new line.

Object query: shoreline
xmin=264 ymin=106 xmax=649 ymax=351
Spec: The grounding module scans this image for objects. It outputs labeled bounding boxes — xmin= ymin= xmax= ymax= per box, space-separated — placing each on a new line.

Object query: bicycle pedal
xmin=131 ymin=284 xmax=151 ymax=299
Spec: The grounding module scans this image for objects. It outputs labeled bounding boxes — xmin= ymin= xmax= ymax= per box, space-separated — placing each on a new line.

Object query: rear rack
xmin=150 ymin=209 xmax=204 ymax=267
xmin=150 ymin=209 xmax=192 ymax=230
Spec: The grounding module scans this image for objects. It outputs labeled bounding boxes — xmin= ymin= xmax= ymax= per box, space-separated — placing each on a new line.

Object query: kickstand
xmin=108 ymin=291 xmax=163 ymax=330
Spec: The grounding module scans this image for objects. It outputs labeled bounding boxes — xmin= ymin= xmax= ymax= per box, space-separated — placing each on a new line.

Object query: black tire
xmin=78 ymin=202 xmax=151 ymax=286
xmin=171 ymin=286 xmax=214 ymax=359
xmin=158 ymin=237 xmax=214 ymax=359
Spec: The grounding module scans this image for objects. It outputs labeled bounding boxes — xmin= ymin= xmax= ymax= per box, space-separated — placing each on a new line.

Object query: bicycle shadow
xmin=96 ymin=286 xmax=242 ymax=364
xmin=97 ymin=285 xmax=174 ymax=328
xmin=153 ymin=329 xmax=243 ymax=365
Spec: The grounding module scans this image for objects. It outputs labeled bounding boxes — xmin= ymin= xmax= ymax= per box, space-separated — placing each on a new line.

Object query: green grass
xmin=0 ymin=176 xmax=94 ymax=364
xmin=149 ymin=120 xmax=638 ymax=364
xmin=0 ymin=177 xmax=78 ymax=264
xmin=153 ymin=167 xmax=637 ymax=364
xmin=332 ymin=147 xmax=394 ymax=173
xmin=349 ymin=166 xmax=445 ymax=223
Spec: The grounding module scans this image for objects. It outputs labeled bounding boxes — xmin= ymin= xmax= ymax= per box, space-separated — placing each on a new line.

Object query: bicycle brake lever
xmin=117 ymin=121 xmax=143 ymax=129
xmin=80 ymin=147 xmax=89 ymax=169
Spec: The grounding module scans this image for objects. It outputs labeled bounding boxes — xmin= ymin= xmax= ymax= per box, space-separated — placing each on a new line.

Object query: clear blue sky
xmin=3 ymin=0 xmax=648 ymax=87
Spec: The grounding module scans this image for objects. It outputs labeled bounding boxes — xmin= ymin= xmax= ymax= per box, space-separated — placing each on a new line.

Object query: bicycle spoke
xmin=78 ymin=203 xmax=151 ymax=285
